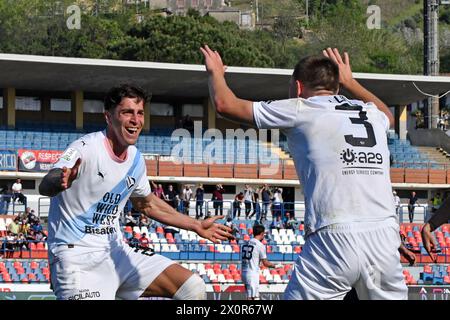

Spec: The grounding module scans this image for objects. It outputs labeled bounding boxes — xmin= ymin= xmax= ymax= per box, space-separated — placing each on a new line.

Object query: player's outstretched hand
xmin=198 ymin=215 xmax=234 ymax=243
xmin=61 ymin=158 xmax=81 ymax=190
xmin=200 ymin=45 xmax=227 ymax=76
xmin=322 ymin=48 xmax=353 ymax=87
xmin=421 ymin=223 xmax=438 ymax=263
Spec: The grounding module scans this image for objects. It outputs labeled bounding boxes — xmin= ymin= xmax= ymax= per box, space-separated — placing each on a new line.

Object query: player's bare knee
xmin=173 ymin=274 xmax=206 ymax=300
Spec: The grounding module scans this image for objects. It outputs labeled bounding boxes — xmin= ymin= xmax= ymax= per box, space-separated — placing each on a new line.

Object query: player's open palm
xmin=421 ymin=223 xmax=438 ymax=262
xmin=200 ymin=45 xmax=227 ymax=76
xmin=198 ymin=215 xmax=234 ymax=243
xmin=322 ymin=48 xmax=353 ymax=87
xmin=61 ymin=158 xmax=81 ymax=190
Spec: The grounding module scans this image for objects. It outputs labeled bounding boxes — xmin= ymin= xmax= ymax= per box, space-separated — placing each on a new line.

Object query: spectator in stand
xmin=151 ymin=181 xmax=165 ymax=200
xmin=285 ymin=213 xmax=298 ymax=230
xmin=5 ymin=231 xmax=16 ymax=258
xmin=34 ymin=230 xmax=46 ymax=242
xmin=195 ymin=184 xmax=205 ymax=219
xmin=125 ymin=211 xmax=137 ymax=227
xmin=408 ymin=191 xmax=419 ymax=223
xmin=270 ymin=216 xmax=284 ymax=231
xmin=224 ymin=217 xmax=240 ymax=240
xmin=261 ymin=184 xmax=272 ymax=222
xmin=272 ymin=187 xmax=283 ymax=219
xmin=12 ymin=178 xmax=27 ymax=207
xmin=174 ymin=195 xmax=182 ymax=213
xmin=31 ymin=220 xmax=43 ymax=234
xmin=232 ymin=192 xmax=244 ymax=219
xmin=181 ymin=185 xmax=193 ymax=215
xmin=16 ymin=232 xmax=28 ymax=257
xmin=7 ymin=216 xmax=20 ymax=235
xmin=212 ymin=184 xmax=225 ymax=216
xmin=139 ymin=233 xmax=150 ymax=249
xmin=243 ymin=185 xmax=254 ymax=219
xmin=19 ymin=220 xmax=30 ymax=235
xmin=393 ymin=191 xmax=401 ymax=220
xmin=26 ymin=229 xmax=36 ymax=243
xmin=138 ymin=213 xmax=151 ymax=229
xmin=248 ymin=188 xmax=261 ymax=222
xmin=128 ymin=231 xmax=140 ymax=249
xmin=165 ymin=184 xmax=177 ymax=209
xmin=430 ymin=192 xmax=442 ymax=213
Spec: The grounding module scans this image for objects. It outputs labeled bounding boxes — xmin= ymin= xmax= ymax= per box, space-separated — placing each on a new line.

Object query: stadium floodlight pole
xmin=424 ymin=0 xmax=440 ymax=129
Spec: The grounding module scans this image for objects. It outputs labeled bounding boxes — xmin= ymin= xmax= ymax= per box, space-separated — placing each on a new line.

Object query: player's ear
xmin=296 ymin=80 xmax=304 ymax=97
xmin=104 ymin=111 xmax=112 ymax=125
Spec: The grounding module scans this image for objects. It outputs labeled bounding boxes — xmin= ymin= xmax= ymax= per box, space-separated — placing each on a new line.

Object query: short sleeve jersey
xmin=47 ymin=131 xmax=151 ymax=251
xmin=241 ymin=238 xmax=266 ymax=274
xmin=253 ymin=95 xmax=396 ymax=236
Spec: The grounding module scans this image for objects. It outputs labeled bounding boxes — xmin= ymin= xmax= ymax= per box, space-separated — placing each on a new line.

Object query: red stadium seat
xmin=299 ymin=224 xmax=304 ymax=231
xmin=232 ymin=245 xmax=240 ymax=253
xmin=243 ymin=235 xmax=250 ymax=241
xmin=21 ymin=278 xmax=29 ymax=283
xmin=239 ymin=223 xmax=246 ymax=229
xmin=124 ymin=226 xmax=132 ymax=234
xmin=213 ymin=285 xmax=221 ymax=292
xmin=424 ymin=265 xmax=432 ymax=273
xmin=30 ymin=261 xmax=38 ymax=270
xmin=13 ymin=261 xmax=22 ymax=268
xmin=229 ymin=264 xmax=237 ymax=270
xmin=29 ymin=243 xmax=37 ymax=251
xmin=247 ymin=228 xmax=253 ymax=235
xmin=28 ymin=273 xmax=36 ymax=280
xmin=156 ymin=227 xmax=164 ymax=234
xmin=444 ymin=276 xmax=450 ymax=284
xmin=36 ymin=242 xmax=45 ymax=250
xmin=233 ymin=274 xmax=241 ymax=281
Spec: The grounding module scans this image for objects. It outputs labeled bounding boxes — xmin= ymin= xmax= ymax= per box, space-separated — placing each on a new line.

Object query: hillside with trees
xmin=0 ymin=0 xmax=449 ymax=74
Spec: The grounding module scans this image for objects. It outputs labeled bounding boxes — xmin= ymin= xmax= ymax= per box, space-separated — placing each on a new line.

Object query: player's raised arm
xmin=323 ymin=48 xmax=394 ymax=128
xmin=131 ymin=193 xmax=234 ymax=243
xmin=200 ymin=45 xmax=254 ymax=125
xmin=39 ymin=158 xmax=81 ymax=197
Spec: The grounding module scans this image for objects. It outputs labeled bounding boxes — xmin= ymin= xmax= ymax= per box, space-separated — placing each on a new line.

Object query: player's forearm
xmin=343 ymin=78 xmax=394 ymax=127
xmin=38 ymin=169 xmax=64 ymax=197
xmin=208 ymin=74 xmax=253 ymax=124
xmin=143 ymin=195 xmax=200 ymax=233
xmin=427 ymin=196 xmax=450 ymax=231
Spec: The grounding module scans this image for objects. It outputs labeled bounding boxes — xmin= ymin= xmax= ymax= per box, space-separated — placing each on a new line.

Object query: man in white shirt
xmin=201 ymin=45 xmax=406 ymax=300
xmin=393 ymin=190 xmax=401 ymax=220
xmin=12 ymin=178 xmax=27 ymax=206
xmin=241 ymin=224 xmax=278 ymax=300
xmin=39 ymin=84 xmax=233 ymax=300
xmin=181 ymin=185 xmax=193 ymax=215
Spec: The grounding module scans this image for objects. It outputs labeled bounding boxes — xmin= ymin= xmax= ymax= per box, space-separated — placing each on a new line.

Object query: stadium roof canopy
xmin=0 ymin=53 xmax=449 ymax=105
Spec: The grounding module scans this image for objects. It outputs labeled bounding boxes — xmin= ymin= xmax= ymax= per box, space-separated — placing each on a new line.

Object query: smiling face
xmin=105 ymin=97 xmax=144 ymax=156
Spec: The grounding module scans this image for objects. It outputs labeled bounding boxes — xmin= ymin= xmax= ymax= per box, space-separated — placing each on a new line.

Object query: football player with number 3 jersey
xmin=241 ymin=225 xmax=278 ymax=300
xmin=201 ymin=45 xmax=407 ymax=300
xmin=39 ymin=84 xmax=233 ymax=300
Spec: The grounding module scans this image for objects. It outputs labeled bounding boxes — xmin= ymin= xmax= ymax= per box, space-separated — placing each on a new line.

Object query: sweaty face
xmin=106 ymin=97 xmax=144 ymax=149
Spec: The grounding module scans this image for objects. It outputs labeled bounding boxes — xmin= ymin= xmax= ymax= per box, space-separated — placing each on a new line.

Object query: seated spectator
xmin=284 ymin=213 xmax=297 ymax=230
xmin=138 ymin=214 xmax=150 ymax=228
xmin=128 ymin=231 xmax=140 ymax=248
xmin=139 ymin=233 xmax=150 ymax=249
xmin=270 ymin=216 xmax=284 ymax=231
xmin=7 ymin=216 xmax=20 ymax=235
xmin=224 ymin=217 xmax=240 ymax=239
xmin=5 ymin=231 xmax=16 ymax=258
xmin=124 ymin=211 xmax=137 ymax=227
xmin=12 ymin=178 xmax=27 ymax=206
xmin=31 ymin=221 xmax=43 ymax=234
xmin=34 ymin=230 xmax=46 ymax=242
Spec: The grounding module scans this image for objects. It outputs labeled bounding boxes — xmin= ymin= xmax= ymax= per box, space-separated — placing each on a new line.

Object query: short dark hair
xmin=253 ymin=224 xmax=265 ymax=236
xmin=292 ymin=55 xmax=339 ymax=92
xmin=104 ymin=84 xmax=148 ymax=111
